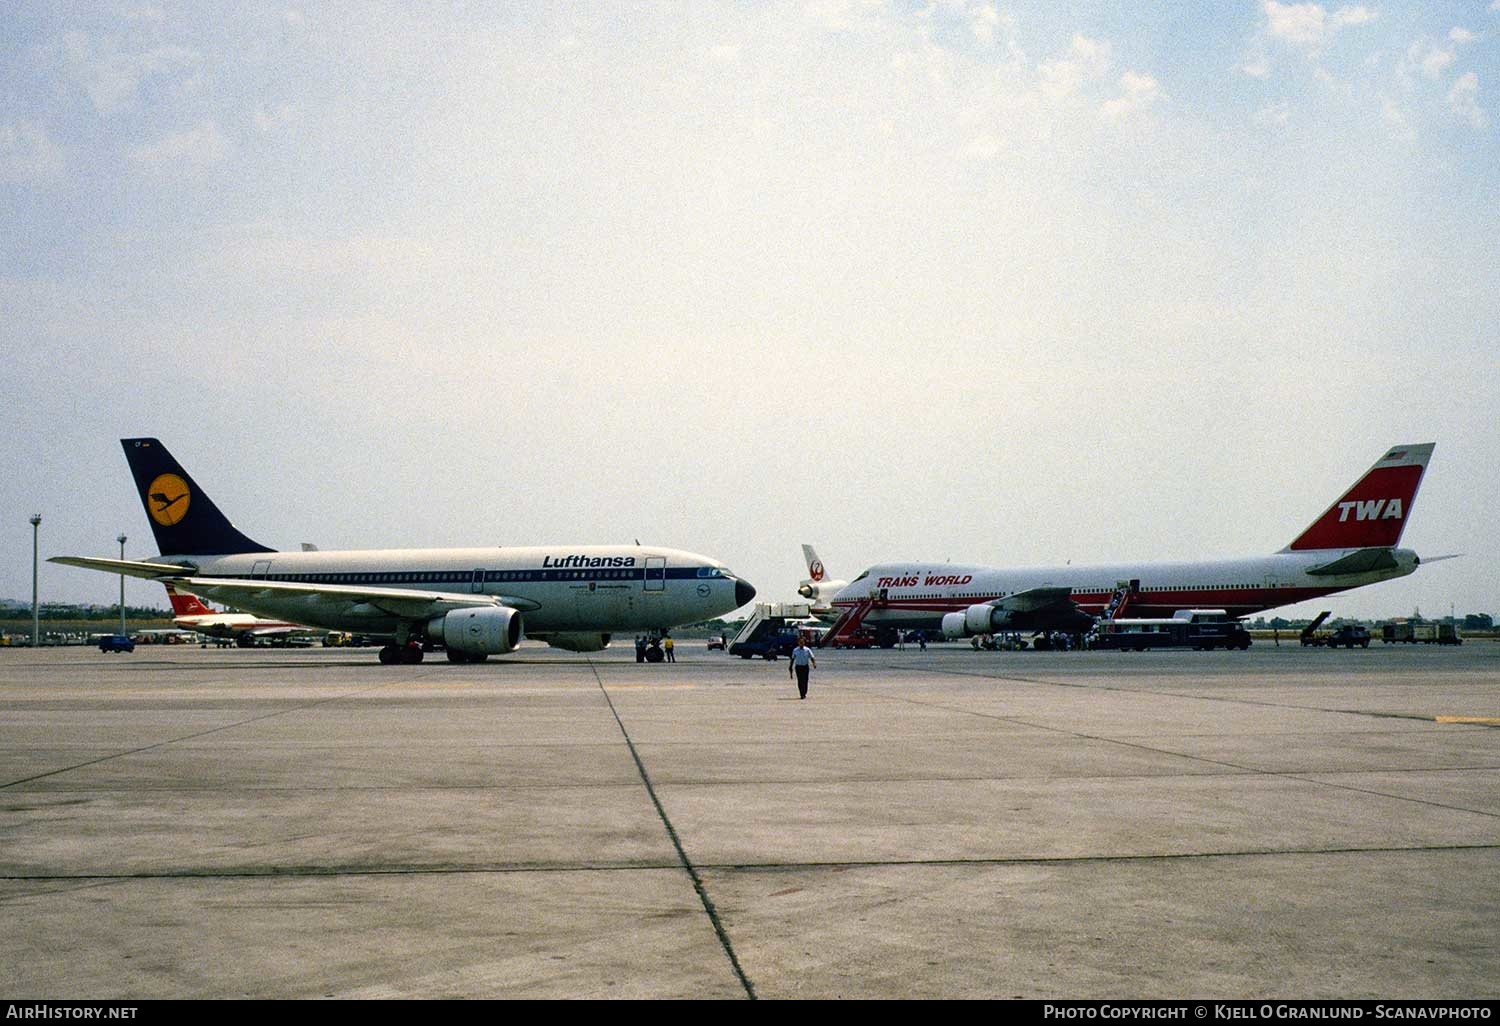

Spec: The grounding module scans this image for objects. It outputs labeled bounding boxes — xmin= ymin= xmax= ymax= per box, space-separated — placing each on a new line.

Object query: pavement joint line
xmin=586 ymin=658 xmax=757 ymax=1001
xmin=823 ymin=670 xmax=1500 ymax=821
xmin=7 ymin=841 xmax=1498 ymax=886
xmin=11 ymin=764 xmax=1500 ymax=795
xmin=0 ymin=674 xmax=436 ymax=791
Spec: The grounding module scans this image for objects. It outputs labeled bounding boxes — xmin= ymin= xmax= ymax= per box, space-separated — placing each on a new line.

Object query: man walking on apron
xmin=789 ymin=637 xmax=816 ymax=700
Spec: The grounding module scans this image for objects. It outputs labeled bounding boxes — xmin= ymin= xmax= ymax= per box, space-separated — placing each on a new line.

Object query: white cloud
xmin=1100 ymin=71 xmax=1162 ymax=123
xmin=1 ymin=120 xmax=67 ymax=183
xmin=1254 ymin=102 xmax=1291 ymax=126
xmin=1408 ymin=39 xmax=1456 ymax=79
xmin=708 ymin=44 xmax=741 ymax=63
xmin=1380 ymin=96 xmax=1416 ymax=142
xmin=1263 ymin=1 xmax=1377 ymax=54
xmin=1038 ymin=34 xmax=1112 ymax=99
xmin=129 ymin=120 xmax=231 ymax=172
xmin=1333 ymin=6 xmax=1377 ymax=28
xmin=1449 ymin=28 xmax=1477 ymax=44
xmin=969 ymin=4 xmax=1000 ymax=46
xmin=60 ymin=33 xmax=201 ymax=115
xmin=1447 ymin=72 xmax=1487 ymax=128
xmin=803 ymin=0 xmax=880 ymax=33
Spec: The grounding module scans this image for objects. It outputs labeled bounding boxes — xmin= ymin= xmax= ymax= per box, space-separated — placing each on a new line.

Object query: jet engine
xmin=427 ymin=606 xmax=523 ymax=655
xmin=543 ymin=633 xmax=612 ymax=653
xmin=941 ymin=603 xmax=1012 ymax=639
xmin=798 ymin=579 xmax=849 ymax=602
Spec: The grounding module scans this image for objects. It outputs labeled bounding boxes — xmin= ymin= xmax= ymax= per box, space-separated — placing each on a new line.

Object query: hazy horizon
xmin=4 ymin=2 xmax=1496 ymax=623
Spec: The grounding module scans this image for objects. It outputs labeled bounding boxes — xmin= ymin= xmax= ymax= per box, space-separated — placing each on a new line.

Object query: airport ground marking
xmin=586 ymin=657 xmax=758 ymax=1001
xmin=8 ymin=841 xmax=1500 ymax=884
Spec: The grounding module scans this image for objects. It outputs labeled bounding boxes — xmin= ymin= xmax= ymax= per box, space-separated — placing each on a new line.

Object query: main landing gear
xmin=378 ymin=642 xmax=425 ymax=665
xmin=445 ymin=649 xmax=488 ymax=664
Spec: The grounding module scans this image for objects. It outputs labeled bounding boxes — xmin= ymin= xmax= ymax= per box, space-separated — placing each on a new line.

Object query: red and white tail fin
xmin=163 ymin=583 xmax=215 ymax=617
xmin=801 ymin=544 xmax=827 ymax=583
xmin=1284 ymin=444 xmax=1435 ymax=552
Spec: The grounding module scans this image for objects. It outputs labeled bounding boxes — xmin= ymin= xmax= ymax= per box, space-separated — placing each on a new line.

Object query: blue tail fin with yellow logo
xmin=121 ymin=438 xmax=273 ymax=556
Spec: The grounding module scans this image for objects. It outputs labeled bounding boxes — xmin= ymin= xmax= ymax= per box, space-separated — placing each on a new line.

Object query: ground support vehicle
xmin=1092 ymin=610 xmax=1252 ymax=652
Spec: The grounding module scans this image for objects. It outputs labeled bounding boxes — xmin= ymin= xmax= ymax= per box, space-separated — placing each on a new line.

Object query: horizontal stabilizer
xmin=50 ymin=555 xmax=199 ymax=580
xmin=1305 ymin=548 xmax=1401 ymax=577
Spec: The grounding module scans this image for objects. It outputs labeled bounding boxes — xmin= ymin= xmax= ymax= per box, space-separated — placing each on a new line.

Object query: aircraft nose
xmin=735 ymin=578 xmax=757 ymax=607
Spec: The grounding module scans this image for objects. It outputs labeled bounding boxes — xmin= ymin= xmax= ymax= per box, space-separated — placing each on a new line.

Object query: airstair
xmin=729 ymin=602 xmax=812 ymax=648
xmin=1100 ymin=580 xmax=1139 ymax=622
xmin=818 ymin=597 xmax=875 ymax=648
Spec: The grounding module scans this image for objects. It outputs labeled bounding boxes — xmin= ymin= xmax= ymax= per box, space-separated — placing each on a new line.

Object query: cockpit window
xmin=697 ymin=567 xmax=729 ymax=578
xmin=852 ymin=569 xmax=870 ymax=583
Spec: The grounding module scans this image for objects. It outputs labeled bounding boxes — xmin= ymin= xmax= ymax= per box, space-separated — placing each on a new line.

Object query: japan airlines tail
xmin=825 ymin=444 xmax=1443 ymax=644
xmin=54 ymin=438 xmax=755 ymax=665
xmin=796 ymin=544 xmax=848 ymax=622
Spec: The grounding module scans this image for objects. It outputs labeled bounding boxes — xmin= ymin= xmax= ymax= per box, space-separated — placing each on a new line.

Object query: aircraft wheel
xmin=378 ymin=645 xmax=399 ymax=665
xmin=446 ymin=649 xmax=470 ymax=664
xmin=402 ymin=644 xmax=424 ymax=664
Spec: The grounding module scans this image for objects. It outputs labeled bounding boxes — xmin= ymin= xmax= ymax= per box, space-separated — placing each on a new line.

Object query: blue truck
xmin=729 ymin=626 xmax=801 ymax=660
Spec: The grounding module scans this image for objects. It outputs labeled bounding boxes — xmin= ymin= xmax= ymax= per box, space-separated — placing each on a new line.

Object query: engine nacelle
xmin=941 ymin=603 xmax=1013 ymax=639
xmin=428 ymin=606 xmax=523 ymax=656
xmin=544 ymin=633 xmax=612 ymax=653
xmin=798 ymin=579 xmax=848 ymax=602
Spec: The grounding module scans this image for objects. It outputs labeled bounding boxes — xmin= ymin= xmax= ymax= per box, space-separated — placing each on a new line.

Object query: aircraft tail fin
xmin=121 ymin=438 xmax=274 ymax=556
xmin=801 ymin=544 xmax=827 ymax=583
xmin=163 ymin=583 xmax=215 ymax=617
xmin=1284 ymin=444 xmax=1434 ymax=552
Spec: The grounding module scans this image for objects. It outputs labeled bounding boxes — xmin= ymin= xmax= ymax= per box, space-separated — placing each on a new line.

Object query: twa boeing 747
xmin=825 ymin=444 xmax=1449 ymax=645
xmin=54 ymin=439 xmax=755 ymax=664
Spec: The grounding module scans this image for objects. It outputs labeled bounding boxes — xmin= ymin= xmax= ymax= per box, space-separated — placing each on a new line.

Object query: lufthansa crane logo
xmin=809 ymin=559 xmax=825 ymax=582
xmin=147 ymin=474 xmax=191 ymax=527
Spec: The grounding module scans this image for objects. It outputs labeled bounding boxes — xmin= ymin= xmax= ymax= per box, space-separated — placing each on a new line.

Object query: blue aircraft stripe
xmin=195 ymin=566 xmax=724 ymax=587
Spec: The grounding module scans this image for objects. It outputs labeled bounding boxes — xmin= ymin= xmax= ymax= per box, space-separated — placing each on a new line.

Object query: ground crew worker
xmin=789 ymin=637 xmax=816 ymax=699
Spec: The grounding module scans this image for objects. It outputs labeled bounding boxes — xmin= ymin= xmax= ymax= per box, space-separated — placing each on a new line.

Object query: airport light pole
xmin=118 ymin=533 xmax=128 ymax=635
xmin=30 ymin=514 xmax=42 ymax=648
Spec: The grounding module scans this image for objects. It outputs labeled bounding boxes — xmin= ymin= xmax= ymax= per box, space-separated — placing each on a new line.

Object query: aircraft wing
xmin=52 ymin=557 xmax=543 ymax=620
xmin=168 ymin=576 xmax=543 ymax=619
xmin=963 ymin=585 xmax=1090 ymax=635
xmin=992 ymin=586 xmax=1076 ymax=613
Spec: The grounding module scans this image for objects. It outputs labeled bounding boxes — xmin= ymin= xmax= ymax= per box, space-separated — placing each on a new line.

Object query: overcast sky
xmin=3 ymin=1 xmax=1496 ymax=622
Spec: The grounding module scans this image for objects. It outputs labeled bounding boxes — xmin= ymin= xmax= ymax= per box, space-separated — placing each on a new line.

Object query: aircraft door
xmin=251 ymin=560 xmax=272 ymax=579
xmin=472 ymin=569 xmax=486 ymax=594
xmin=644 ymin=557 xmax=666 ymax=592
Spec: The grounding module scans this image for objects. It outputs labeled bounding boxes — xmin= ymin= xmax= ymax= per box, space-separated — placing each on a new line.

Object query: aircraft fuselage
xmin=164 ymin=544 xmax=748 ymax=635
